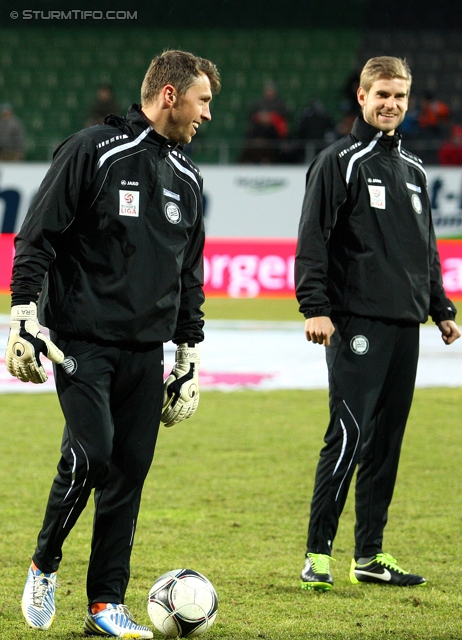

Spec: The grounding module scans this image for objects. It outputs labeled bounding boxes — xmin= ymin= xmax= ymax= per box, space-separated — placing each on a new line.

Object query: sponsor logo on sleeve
xmin=163 ymin=187 xmax=181 ymax=201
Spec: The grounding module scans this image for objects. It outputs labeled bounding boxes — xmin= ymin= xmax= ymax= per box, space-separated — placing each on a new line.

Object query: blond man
xmin=296 ymin=57 xmax=460 ymax=590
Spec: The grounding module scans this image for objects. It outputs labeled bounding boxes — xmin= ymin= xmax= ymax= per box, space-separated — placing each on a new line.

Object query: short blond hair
xmin=360 ymin=56 xmax=412 ymax=94
xmin=141 ymin=49 xmax=221 ymax=106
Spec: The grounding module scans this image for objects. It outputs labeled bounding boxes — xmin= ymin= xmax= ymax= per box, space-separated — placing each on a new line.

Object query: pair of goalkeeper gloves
xmin=5 ymin=302 xmax=200 ymax=427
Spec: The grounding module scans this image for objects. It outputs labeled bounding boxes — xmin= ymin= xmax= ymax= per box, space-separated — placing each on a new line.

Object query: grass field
xmin=1 ymin=390 xmax=462 ymax=639
xmin=1 ymin=294 xmax=461 ymax=322
xmin=1 ymin=293 xmax=462 ymax=639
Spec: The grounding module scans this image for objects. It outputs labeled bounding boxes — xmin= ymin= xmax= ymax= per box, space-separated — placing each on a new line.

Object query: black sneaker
xmin=349 ymin=553 xmax=426 ymax=586
xmin=300 ymin=553 xmax=334 ymax=591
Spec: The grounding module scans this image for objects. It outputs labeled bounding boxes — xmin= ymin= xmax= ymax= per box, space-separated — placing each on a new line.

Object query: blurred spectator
xmin=418 ymin=91 xmax=450 ymax=139
xmin=340 ymin=70 xmax=361 ymax=117
xmin=239 ymin=109 xmax=281 ymax=163
xmin=399 ymin=95 xmax=420 ymax=139
xmin=250 ymin=82 xmax=289 ymax=138
xmin=296 ymin=100 xmax=334 ymax=142
xmin=0 ymin=103 xmax=25 ymax=161
xmin=290 ymin=100 xmax=335 ymax=162
xmin=239 ymin=82 xmax=290 ymax=163
xmin=438 ymin=124 xmax=462 ymax=165
xmin=86 ymin=84 xmax=121 ymax=127
xmin=325 ymin=112 xmax=356 ymax=144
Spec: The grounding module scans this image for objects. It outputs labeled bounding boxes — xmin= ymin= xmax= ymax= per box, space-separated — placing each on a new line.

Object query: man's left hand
xmin=438 ymin=319 xmax=461 ymax=345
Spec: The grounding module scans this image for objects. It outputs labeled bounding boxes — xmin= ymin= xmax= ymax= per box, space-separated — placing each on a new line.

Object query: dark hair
xmin=141 ymin=49 xmax=221 ymax=106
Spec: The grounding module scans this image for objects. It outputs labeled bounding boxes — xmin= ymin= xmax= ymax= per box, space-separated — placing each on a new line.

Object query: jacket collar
xmin=352 ymin=116 xmax=401 ymax=149
xmin=104 ymin=104 xmax=179 ymax=157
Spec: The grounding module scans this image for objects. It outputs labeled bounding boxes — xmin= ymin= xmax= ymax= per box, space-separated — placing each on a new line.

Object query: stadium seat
xmin=0 ymin=26 xmax=363 ymax=161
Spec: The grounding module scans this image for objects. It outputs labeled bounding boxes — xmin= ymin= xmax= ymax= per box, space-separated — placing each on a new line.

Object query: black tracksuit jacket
xmin=11 ymin=105 xmax=205 ymax=345
xmin=295 ymin=117 xmax=456 ymax=324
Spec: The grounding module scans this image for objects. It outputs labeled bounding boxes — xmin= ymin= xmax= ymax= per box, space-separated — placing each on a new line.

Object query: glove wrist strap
xmin=175 ymin=343 xmax=200 ymax=366
xmin=11 ymin=301 xmax=38 ymax=322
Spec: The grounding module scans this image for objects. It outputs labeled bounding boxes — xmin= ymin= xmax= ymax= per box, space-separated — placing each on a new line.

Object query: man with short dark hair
xmin=6 ymin=50 xmax=220 ymax=637
xmin=295 ymin=56 xmax=460 ymax=591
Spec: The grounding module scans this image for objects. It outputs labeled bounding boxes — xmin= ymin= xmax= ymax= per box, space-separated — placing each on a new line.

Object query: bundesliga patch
xmin=368 ymin=185 xmax=386 ymax=209
xmin=350 ymin=335 xmax=369 ymax=355
xmin=119 ymin=190 xmax=140 ymax=217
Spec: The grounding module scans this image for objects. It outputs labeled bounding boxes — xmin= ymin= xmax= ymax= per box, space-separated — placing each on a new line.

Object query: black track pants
xmin=32 ymin=335 xmax=164 ymax=604
xmin=306 ymin=316 xmax=419 ymax=558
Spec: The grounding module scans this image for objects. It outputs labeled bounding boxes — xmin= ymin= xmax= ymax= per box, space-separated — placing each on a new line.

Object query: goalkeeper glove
xmin=5 ymin=302 xmax=65 ymax=383
xmin=161 ymin=343 xmax=200 ymax=427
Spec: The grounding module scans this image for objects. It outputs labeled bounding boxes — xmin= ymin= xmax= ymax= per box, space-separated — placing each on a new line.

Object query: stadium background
xmin=1 ymin=0 xmax=462 ymax=162
xmin=1 ymin=8 xmax=462 ymax=638
xmin=0 ymin=0 xmax=462 ymax=300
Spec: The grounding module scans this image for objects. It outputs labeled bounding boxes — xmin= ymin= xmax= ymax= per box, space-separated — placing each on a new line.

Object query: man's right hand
xmin=304 ymin=316 xmax=336 ymax=347
xmin=5 ymin=302 xmax=65 ymax=383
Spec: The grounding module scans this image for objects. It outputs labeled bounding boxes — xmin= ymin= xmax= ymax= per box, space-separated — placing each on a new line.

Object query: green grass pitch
xmin=1 ymin=293 xmax=462 ymax=638
xmin=1 ymin=390 xmax=462 ymax=639
xmin=1 ymin=294 xmax=461 ymax=321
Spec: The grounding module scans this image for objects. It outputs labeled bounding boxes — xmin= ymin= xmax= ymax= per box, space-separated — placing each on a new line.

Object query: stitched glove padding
xmin=161 ymin=343 xmax=200 ymax=427
xmin=5 ymin=302 xmax=64 ymax=383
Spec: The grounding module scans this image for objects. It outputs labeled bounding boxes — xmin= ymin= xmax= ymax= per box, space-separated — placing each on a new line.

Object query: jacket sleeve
xmin=295 ymin=150 xmax=348 ymax=318
xmin=172 ymin=179 xmax=205 ymax=345
xmin=11 ymin=133 xmax=95 ymax=306
xmin=428 ymin=221 xmax=457 ymax=323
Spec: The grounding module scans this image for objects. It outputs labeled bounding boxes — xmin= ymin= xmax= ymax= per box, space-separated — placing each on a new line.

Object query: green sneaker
xmin=300 ymin=553 xmax=334 ymax=591
xmin=349 ymin=553 xmax=426 ymax=586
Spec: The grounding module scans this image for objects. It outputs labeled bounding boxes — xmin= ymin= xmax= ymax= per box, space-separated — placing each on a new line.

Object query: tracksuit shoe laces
xmin=22 ymin=564 xmax=58 ymax=630
xmin=300 ymin=552 xmax=335 ymax=591
xmin=350 ymin=552 xmax=426 ymax=586
xmin=84 ymin=603 xmax=153 ymax=638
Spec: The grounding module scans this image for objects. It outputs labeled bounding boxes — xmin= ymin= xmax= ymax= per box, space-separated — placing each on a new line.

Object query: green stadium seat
xmin=0 ymin=26 xmax=362 ymax=161
xmin=0 ymin=51 xmax=13 ymax=67
xmin=1 ymin=31 xmax=20 ymax=47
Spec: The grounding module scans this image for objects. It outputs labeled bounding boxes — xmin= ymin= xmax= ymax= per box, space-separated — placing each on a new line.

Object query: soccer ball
xmin=147 ymin=569 xmax=218 ymax=638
